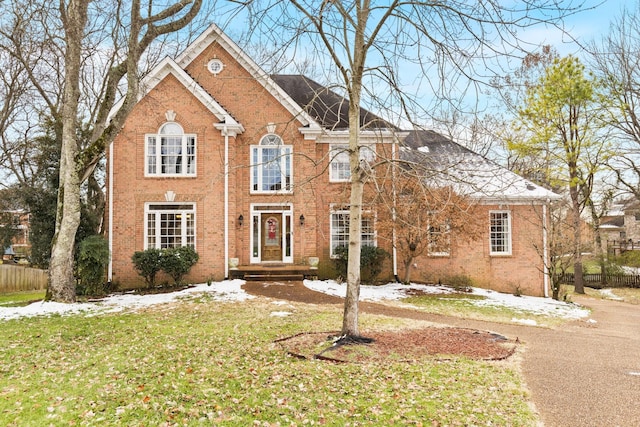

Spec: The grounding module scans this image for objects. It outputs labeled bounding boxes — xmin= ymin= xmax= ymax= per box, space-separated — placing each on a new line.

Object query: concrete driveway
xmin=513 ymin=295 xmax=640 ymax=427
xmin=407 ymin=294 xmax=640 ymax=427
xmin=244 ymin=282 xmax=640 ymax=426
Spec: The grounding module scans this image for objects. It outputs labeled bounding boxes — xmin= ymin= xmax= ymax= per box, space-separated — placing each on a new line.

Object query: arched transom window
xmin=146 ymin=122 xmax=196 ymax=176
xmin=250 ymin=134 xmax=292 ymax=193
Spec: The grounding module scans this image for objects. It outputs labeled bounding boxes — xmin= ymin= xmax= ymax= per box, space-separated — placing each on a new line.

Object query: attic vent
xmin=207 ymin=59 xmax=224 ymax=75
xmin=417 ymin=146 xmax=429 ymax=153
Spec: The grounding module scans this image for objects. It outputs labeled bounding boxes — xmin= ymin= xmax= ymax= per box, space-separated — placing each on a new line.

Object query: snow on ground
xmin=598 ymin=288 xmax=624 ymax=301
xmin=1 ymin=278 xmax=589 ymax=323
xmin=0 ymin=280 xmax=250 ymax=321
xmin=304 ymin=279 xmax=590 ymax=322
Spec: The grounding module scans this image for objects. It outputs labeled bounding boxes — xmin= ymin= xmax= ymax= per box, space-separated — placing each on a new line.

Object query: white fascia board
xmin=316 ymin=129 xmax=408 ymax=144
xmin=175 ymin=23 xmax=319 ymax=130
xmin=107 ymin=57 xmax=242 ymax=131
xmin=214 ymin=122 xmax=245 ymax=137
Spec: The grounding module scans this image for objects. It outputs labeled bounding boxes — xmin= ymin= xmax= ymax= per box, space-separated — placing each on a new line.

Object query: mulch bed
xmin=275 ymin=328 xmax=518 ymax=363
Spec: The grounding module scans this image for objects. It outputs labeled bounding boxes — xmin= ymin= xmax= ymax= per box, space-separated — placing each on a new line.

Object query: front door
xmin=261 ymin=214 xmax=282 ymax=261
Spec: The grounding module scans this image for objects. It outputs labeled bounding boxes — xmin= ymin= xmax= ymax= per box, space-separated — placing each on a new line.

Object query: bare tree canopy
xmin=240 ymin=0 xmax=586 ymax=336
xmin=0 ymin=0 xmax=208 ymax=301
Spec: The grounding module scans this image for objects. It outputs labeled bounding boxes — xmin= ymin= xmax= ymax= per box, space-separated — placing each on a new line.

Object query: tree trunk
xmin=342 ymin=103 xmax=364 ymax=338
xmin=403 ymin=256 xmax=414 ymax=284
xmin=571 ymin=185 xmax=585 ymax=294
xmin=47 ymin=0 xmax=89 ymax=302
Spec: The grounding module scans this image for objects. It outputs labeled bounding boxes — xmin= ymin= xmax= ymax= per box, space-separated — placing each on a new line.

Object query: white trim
xmin=249 ymin=204 xmax=294 ymax=264
xmin=328 ymin=144 xmax=351 ymax=182
xmin=317 ymin=129 xmax=407 ymax=144
xmin=250 ymin=141 xmax=293 ymax=194
xmin=107 ymin=56 xmax=244 ymax=135
xmin=108 ymin=141 xmax=114 ymax=282
xmin=144 ymin=131 xmax=197 ymax=177
xmin=175 ymin=23 xmax=321 ymax=133
xmin=223 ymin=126 xmax=230 ymax=279
xmin=329 ymin=207 xmax=377 ymax=258
xmin=144 ymin=202 xmax=197 ymax=249
xmin=489 ymin=210 xmax=512 ymax=256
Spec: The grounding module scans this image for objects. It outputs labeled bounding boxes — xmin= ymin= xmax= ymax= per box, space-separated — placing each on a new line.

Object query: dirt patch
xmin=276 ymin=328 xmax=517 ymax=363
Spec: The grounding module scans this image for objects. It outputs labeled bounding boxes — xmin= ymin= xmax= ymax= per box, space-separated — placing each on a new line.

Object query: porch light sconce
xmin=299 ymin=214 xmax=305 ymax=226
xmin=238 ymin=214 xmax=244 ymax=227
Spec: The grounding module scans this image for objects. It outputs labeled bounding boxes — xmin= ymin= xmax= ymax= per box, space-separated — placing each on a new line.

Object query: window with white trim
xmin=330 ymin=209 xmax=376 ymax=257
xmin=145 ymin=203 xmax=195 ymax=249
xmin=146 ymin=123 xmax=196 ymax=176
xmin=251 ymin=134 xmax=292 ymax=192
xmin=428 ymin=221 xmax=451 ymax=256
xmin=329 ymin=144 xmax=376 ymax=182
xmin=490 ymin=211 xmax=511 ymax=255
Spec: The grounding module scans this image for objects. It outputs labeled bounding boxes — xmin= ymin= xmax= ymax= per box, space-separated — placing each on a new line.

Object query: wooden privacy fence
xmin=559 ymin=273 xmax=640 ymax=289
xmin=0 ymin=264 xmax=47 ymax=293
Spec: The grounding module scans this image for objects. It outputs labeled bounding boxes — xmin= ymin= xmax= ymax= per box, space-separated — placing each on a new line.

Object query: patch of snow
xmin=0 ymin=280 xmax=250 ymax=321
xmin=468 ymin=287 xmax=590 ymax=319
xmin=1 ymin=278 xmax=590 ymax=323
xmin=512 ymin=318 xmax=538 ymax=326
xmin=599 ymin=289 xmax=624 ymax=301
xmin=270 ymin=311 xmax=293 ymax=317
xmin=303 ymin=280 xmax=454 ymax=301
xmin=303 ymin=279 xmax=590 ymax=320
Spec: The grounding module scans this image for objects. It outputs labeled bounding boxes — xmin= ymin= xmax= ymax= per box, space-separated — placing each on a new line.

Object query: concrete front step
xmin=244 ymin=274 xmax=305 ymax=281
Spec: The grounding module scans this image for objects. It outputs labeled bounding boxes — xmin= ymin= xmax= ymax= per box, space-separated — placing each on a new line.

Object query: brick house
xmin=106 ymin=24 xmax=559 ymax=296
xmin=1 ymin=210 xmax=31 ymax=262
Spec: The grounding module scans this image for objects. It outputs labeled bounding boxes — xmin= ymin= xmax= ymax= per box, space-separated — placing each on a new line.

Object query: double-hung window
xmin=489 ymin=211 xmax=511 ymax=255
xmin=251 ymin=134 xmax=292 ymax=193
xmin=329 ymin=144 xmax=376 ymax=182
xmin=145 ymin=203 xmax=195 ymax=249
xmin=428 ymin=221 xmax=451 ymax=256
xmin=146 ymin=123 xmax=196 ymax=176
xmin=330 ymin=209 xmax=376 ymax=257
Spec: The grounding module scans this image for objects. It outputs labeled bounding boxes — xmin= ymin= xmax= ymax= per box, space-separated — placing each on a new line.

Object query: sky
xmin=0 ymin=279 xmax=591 ymax=324
xmin=533 ymin=0 xmax=629 ymax=56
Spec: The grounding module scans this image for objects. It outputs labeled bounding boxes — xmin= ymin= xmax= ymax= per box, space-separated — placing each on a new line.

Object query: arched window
xmin=146 ymin=122 xmax=196 ymax=176
xmin=250 ymin=134 xmax=292 ymax=193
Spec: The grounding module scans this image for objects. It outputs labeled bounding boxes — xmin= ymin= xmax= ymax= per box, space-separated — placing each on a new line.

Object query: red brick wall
xmin=108 ymin=35 xmax=550 ymax=296
xmin=404 ymin=204 xmax=548 ymax=296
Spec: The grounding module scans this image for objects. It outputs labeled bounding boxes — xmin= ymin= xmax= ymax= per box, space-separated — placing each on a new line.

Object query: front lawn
xmin=0 ymin=298 xmax=538 ymax=426
xmin=0 ymin=290 xmax=45 ymax=307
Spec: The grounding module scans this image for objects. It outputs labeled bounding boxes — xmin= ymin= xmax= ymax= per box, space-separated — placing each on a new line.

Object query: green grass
xmin=0 ymin=298 xmax=538 ymax=426
xmin=0 ymin=290 xmax=45 ymax=307
xmin=401 ymin=293 xmax=571 ymax=327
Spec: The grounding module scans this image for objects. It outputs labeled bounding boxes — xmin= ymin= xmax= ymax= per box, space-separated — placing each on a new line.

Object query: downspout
xmin=224 ymin=125 xmax=230 ymax=279
xmin=392 ymin=137 xmax=399 ymax=283
xmin=543 ymin=201 xmax=549 ymax=298
xmin=108 ymin=140 xmax=114 ymax=283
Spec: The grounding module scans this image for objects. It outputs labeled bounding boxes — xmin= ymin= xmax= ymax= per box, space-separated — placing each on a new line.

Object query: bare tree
xmin=374 ymin=172 xmax=483 ymax=283
xmin=0 ymin=0 xmax=206 ymax=301
xmin=590 ymin=3 xmax=640 ymax=200
xmin=246 ymin=0 xmax=583 ymax=338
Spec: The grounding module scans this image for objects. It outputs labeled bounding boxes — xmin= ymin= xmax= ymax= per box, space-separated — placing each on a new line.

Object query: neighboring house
xmin=599 ymin=200 xmax=640 ymax=255
xmin=1 ymin=210 xmax=31 ymax=262
xmin=106 ymin=24 xmax=559 ymax=296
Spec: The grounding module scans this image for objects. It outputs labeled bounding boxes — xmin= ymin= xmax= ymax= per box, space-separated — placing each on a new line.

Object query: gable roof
xmin=402 ymin=130 xmax=561 ymax=204
xmin=175 ymin=24 xmax=321 ymax=132
xmin=108 ymin=56 xmax=243 ymax=134
xmin=271 ymin=75 xmax=398 ymax=131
